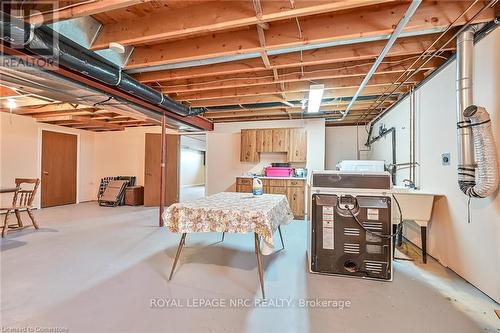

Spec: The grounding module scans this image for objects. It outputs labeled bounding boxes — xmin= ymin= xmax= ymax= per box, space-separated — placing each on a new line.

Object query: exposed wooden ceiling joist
xmin=172 ymin=72 xmax=423 ymax=102
xmin=29 ymin=0 xmax=151 ymax=24
xmin=5 ymin=103 xmax=95 ymax=115
xmin=131 ymin=32 xmax=456 ymax=83
xmin=92 ymin=0 xmax=391 ymax=50
xmin=158 ymin=57 xmax=441 ymax=94
xmin=204 ymin=104 xmax=386 ymax=120
xmin=126 ymin=1 xmax=493 ymax=70
xmin=186 ymin=86 xmax=409 ymax=108
xmin=208 ymin=111 xmax=375 ymax=124
xmin=36 ymin=115 xmax=125 ymax=130
xmin=30 ymin=110 xmax=96 ymax=118
xmin=204 ymin=100 xmax=395 ymax=118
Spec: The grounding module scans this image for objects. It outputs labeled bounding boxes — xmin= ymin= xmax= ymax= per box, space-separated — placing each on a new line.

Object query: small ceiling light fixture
xmin=109 ymin=42 xmax=126 ymax=54
xmin=307 ymin=84 xmax=324 ymax=113
xmin=6 ymin=98 xmax=17 ymax=109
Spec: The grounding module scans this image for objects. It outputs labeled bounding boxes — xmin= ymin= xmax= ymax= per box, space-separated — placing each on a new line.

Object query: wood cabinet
xmin=272 ymin=129 xmax=289 ymax=152
xmin=269 ymin=186 xmax=286 ymax=195
xmin=256 ymin=129 xmax=273 ymax=152
xmin=236 ymin=177 xmax=305 ymax=219
xmin=288 ymin=128 xmax=307 ymax=162
xmin=240 ymin=129 xmax=259 ymax=162
xmin=240 ymin=127 xmax=306 ymax=162
xmin=125 ymin=186 xmax=144 ymax=206
xmin=286 ymin=185 xmax=305 ymax=219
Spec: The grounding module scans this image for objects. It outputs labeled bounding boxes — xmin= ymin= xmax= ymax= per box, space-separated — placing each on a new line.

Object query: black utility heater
xmin=310 ymin=194 xmax=393 ymax=281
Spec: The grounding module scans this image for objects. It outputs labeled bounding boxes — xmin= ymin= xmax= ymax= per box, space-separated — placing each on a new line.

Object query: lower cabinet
xmin=236 ymin=177 xmax=305 ymax=219
xmin=286 ymin=186 xmax=305 ymax=219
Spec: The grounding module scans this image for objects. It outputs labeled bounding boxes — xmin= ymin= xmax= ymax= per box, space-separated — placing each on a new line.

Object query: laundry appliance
xmin=306 ymin=170 xmax=394 ymax=281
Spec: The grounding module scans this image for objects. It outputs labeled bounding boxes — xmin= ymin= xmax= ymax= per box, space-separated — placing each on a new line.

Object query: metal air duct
xmin=0 ymin=11 xmax=207 ymax=117
xmin=456 ymin=29 xmax=499 ymax=198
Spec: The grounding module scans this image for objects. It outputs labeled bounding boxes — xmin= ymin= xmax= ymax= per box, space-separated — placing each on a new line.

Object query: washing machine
xmin=306 ymin=170 xmax=394 ymax=281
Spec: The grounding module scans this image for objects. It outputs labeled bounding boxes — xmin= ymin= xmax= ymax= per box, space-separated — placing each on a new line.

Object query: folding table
xmin=163 ymin=192 xmax=294 ymax=298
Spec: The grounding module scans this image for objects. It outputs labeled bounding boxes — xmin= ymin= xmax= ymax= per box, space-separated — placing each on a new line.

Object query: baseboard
xmin=181 ymin=184 xmax=205 ymax=188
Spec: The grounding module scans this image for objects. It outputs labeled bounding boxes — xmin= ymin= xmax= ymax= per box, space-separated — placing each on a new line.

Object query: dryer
xmin=306 ymin=170 xmax=394 ymax=281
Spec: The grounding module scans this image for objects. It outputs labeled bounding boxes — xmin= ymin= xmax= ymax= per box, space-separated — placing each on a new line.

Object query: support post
xmin=159 ymin=114 xmax=166 ymax=227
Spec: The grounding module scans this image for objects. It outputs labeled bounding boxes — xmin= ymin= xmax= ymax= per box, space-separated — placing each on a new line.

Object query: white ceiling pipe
xmin=330 ymin=0 xmax=422 ymax=122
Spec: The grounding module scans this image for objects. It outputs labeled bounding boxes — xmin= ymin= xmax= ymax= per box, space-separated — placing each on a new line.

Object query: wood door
xmin=41 ymin=130 xmax=77 ymax=208
xmin=272 ymin=129 xmax=289 ymax=152
xmin=144 ymin=133 xmax=179 ymax=207
xmin=288 ymin=128 xmax=307 ymax=162
xmin=287 ymin=186 xmax=305 ymax=219
xmin=240 ymin=129 xmax=258 ymax=162
xmin=256 ymin=129 xmax=273 ymax=152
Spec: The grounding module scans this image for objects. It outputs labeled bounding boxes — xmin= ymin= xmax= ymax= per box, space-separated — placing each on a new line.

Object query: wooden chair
xmin=1 ymin=178 xmax=40 ymax=237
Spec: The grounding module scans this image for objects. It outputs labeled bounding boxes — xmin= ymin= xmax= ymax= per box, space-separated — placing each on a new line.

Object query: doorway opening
xmin=179 ymin=134 xmax=206 ymax=202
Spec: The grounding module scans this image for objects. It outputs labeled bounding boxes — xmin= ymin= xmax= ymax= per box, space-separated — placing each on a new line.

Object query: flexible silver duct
xmin=460 ymin=105 xmax=499 ymax=197
xmin=456 ymin=29 xmax=499 ymax=197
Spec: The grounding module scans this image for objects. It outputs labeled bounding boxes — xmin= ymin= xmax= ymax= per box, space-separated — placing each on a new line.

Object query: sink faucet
xmin=402 ymin=179 xmax=417 ymax=189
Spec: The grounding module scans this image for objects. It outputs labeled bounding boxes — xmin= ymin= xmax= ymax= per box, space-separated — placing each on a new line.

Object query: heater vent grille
xmin=363 ymin=221 xmax=383 ymax=231
xmin=344 ymin=243 xmax=360 ymax=254
xmin=365 ymin=260 xmax=384 ymax=274
xmin=344 ymin=227 xmax=360 ymax=236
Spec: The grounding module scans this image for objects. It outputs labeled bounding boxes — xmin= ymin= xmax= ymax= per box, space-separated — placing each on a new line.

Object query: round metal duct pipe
xmin=0 ymin=11 xmax=207 ymax=117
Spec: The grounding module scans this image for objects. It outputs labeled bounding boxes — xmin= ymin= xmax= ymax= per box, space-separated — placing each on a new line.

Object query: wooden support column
xmin=159 ymin=114 xmax=166 ymax=227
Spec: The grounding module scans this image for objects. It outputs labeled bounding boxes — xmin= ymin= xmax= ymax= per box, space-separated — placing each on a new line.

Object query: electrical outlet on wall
xmin=442 ymin=153 xmax=451 ymax=166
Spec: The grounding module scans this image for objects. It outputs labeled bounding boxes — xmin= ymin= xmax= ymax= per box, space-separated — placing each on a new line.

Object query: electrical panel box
xmin=310 ymin=194 xmax=392 ymax=281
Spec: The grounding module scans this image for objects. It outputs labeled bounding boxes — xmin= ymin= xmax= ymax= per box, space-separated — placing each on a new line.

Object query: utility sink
xmin=390 ymin=186 xmax=444 ymax=264
xmin=391 ymin=186 xmax=443 ymax=226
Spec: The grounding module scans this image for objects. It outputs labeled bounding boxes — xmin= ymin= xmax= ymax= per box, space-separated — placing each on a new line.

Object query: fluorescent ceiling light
xmin=307 ymin=84 xmax=324 ymax=113
xmin=6 ymin=98 xmax=17 ymax=109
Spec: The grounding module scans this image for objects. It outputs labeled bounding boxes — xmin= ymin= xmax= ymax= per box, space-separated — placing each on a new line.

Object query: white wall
xmin=369 ymin=29 xmax=500 ymax=302
xmin=325 ymin=126 xmax=369 ymax=169
xmin=180 ymin=149 xmax=205 ymax=186
xmin=180 ymin=135 xmax=206 ymax=187
xmin=0 ymin=112 xmax=96 ymax=207
xmin=206 ymin=119 xmax=325 ymax=195
xmin=0 ymin=119 xmax=177 ymax=207
xmin=94 ymin=126 xmax=161 ymax=186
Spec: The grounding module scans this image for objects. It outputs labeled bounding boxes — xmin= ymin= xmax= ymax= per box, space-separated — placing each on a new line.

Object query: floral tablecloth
xmin=163 ymin=192 xmax=294 ymax=255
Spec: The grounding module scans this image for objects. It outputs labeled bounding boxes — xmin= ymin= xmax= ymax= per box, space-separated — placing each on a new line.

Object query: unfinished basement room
xmin=1 ymin=1 xmax=499 ymax=332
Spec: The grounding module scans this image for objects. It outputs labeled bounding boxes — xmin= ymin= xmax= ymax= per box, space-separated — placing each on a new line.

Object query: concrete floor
xmin=179 ymin=185 xmax=205 ymax=202
xmin=1 ymin=202 xmax=499 ymax=333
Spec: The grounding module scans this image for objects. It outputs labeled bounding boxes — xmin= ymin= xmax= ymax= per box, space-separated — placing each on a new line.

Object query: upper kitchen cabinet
xmin=288 ymin=128 xmax=307 ymax=162
xmin=240 ymin=129 xmax=259 ymax=162
xmin=240 ymin=127 xmax=306 ymax=163
xmin=272 ymin=129 xmax=289 ymax=152
xmin=256 ymin=129 xmax=273 ymax=152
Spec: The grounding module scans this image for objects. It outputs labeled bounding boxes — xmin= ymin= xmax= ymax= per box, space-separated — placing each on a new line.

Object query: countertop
xmin=237 ymin=175 xmax=307 ymax=180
